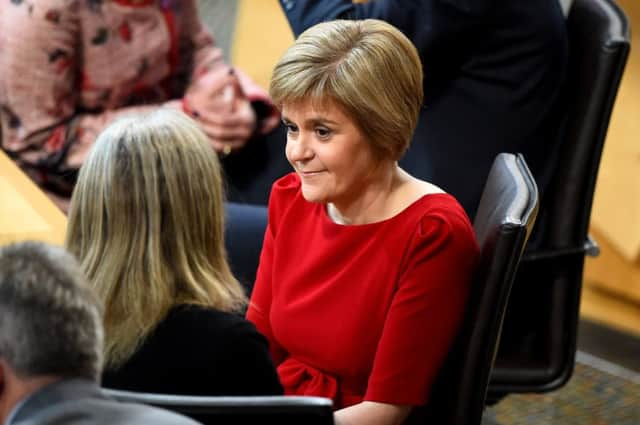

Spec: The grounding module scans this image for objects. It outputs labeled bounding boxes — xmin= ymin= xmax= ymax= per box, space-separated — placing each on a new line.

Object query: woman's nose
xmin=288 ymin=134 xmax=312 ymax=161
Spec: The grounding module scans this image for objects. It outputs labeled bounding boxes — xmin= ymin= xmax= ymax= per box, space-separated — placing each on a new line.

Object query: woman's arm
xmin=334 ymin=401 xmax=411 ymax=425
xmin=360 ymin=209 xmax=479 ymax=415
xmin=246 ymin=219 xmax=288 ymax=365
xmin=245 ymin=186 xmax=292 ymax=365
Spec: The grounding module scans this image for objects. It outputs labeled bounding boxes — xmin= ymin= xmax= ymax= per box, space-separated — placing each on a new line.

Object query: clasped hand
xmin=184 ymin=65 xmax=257 ymax=155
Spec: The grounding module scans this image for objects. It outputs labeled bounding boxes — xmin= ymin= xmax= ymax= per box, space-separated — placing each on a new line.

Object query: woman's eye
xmin=315 ymin=127 xmax=331 ymax=138
xmin=284 ymin=123 xmax=298 ymax=133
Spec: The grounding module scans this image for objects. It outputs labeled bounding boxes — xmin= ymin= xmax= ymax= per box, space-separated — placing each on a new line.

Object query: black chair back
xmin=102 ymin=389 xmax=334 ymax=425
xmin=418 ymin=153 xmax=538 ymax=425
xmin=489 ymin=0 xmax=631 ymax=396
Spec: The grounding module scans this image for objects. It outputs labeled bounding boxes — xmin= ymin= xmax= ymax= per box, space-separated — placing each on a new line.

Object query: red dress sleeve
xmin=364 ymin=208 xmax=479 ymax=405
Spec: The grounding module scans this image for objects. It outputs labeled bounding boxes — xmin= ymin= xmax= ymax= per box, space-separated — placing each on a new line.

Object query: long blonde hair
xmin=66 ymin=109 xmax=246 ymax=370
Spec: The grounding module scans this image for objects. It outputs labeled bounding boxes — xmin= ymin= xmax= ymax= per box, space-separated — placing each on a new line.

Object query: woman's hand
xmin=334 ymin=401 xmax=412 ymax=425
xmin=184 ymin=66 xmax=257 ymax=154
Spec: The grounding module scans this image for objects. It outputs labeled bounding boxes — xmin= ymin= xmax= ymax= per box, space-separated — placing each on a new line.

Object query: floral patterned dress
xmin=0 ymin=0 xmax=273 ymax=204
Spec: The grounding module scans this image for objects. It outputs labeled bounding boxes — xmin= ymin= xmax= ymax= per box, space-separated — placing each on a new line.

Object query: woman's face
xmin=283 ymin=99 xmax=382 ymax=210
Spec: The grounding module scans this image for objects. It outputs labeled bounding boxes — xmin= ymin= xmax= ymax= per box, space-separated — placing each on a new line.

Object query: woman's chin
xmin=300 ymin=187 xmax=328 ymax=204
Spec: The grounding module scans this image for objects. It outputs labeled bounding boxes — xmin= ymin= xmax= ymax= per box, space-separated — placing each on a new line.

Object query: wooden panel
xmin=231 ymin=0 xmax=294 ymax=90
xmin=585 ymin=227 xmax=640 ymax=304
xmin=590 ymin=0 xmax=640 ymax=261
xmin=581 ymin=0 xmax=640 ymax=336
xmin=580 ymin=284 xmax=640 ymax=337
xmin=0 ymin=152 xmax=66 ymax=246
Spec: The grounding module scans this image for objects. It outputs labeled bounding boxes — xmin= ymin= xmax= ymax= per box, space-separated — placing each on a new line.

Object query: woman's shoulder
xmin=398 ymin=189 xmax=471 ymax=228
xmin=271 ymin=172 xmax=301 ymax=197
xmin=165 ymin=305 xmax=258 ymax=336
xmin=390 ymin=172 xmax=468 ymax=226
xmin=267 ymin=172 xmax=310 ymax=228
xmin=394 ymin=191 xmax=477 ymax=256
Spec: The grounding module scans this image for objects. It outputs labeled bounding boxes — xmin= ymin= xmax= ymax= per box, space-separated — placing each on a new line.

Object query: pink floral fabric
xmin=0 ymin=0 xmax=273 ymax=199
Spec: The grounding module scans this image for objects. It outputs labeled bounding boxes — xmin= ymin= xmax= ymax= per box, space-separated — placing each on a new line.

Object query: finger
xmin=258 ymin=114 xmax=280 ymax=134
xmin=229 ymin=69 xmax=246 ymax=98
xmin=199 ymin=112 xmax=255 ymax=129
xmin=222 ymin=84 xmax=235 ymax=112
xmin=198 ymin=106 xmax=256 ymax=128
xmin=197 ymin=66 xmax=237 ymax=97
xmin=200 ymin=122 xmax=253 ymax=142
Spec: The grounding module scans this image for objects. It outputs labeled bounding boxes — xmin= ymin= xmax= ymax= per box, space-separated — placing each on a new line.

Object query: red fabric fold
xmin=277 ymin=358 xmax=362 ymax=408
xmin=278 ymin=358 xmax=338 ymax=402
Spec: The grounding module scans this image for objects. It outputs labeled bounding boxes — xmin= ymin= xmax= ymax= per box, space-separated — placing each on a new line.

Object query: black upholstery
xmin=102 ymin=389 xmax=334 ymax=425
xmin=416 ymin=153 xmax=538 ymax=425
xmin=489 ymin=0 xmax=631 ymax=396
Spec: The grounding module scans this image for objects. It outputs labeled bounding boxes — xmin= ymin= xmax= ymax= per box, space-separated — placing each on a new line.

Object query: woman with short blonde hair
xmin=269 ymin=18 xmax=423 ymax=161
xmin=66 ymin=109 xmax=282 ymax=395
xmin=248 ymin=20 xmax=478 ymax=424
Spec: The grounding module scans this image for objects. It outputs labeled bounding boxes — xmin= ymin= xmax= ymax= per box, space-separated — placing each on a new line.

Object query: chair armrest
xmin=584 ymin=234 xmax=600 ymax=257
xmin=522 ymin=235 xmax=600 ymax=261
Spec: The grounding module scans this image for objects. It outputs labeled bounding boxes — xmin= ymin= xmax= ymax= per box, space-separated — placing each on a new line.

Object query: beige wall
xmin=590 ymin=0 xmax=640 ymax=262
xmin=582 ymin=0 xmax=640 ymax=334
xmin=231 ymin=0 xmax=293 ymax=91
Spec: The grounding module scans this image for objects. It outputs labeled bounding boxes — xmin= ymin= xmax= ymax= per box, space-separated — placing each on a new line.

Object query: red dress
xmin=247 ymin=173 xmax=479 ymax=409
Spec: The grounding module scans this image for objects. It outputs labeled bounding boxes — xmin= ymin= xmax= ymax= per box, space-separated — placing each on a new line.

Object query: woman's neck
xmin=327 ymin=165 xmax=407 ymax=225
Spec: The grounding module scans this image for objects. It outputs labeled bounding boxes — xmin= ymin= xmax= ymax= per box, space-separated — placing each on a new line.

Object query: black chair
xmin=488 ymin=0 xmax=631 ymax=397
xmin=416 ymin=153 xmax=538 ymax=425
xmin=102 ymin=389 xmax=334 ymax=425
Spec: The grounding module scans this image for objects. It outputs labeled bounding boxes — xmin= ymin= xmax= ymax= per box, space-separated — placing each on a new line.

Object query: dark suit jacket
xmin=7 ymin=379 xmax=200 ymax=425
xmin=279 ymin=0 xmax=568 ymax=218
xmin=102 ymin=305 xmax=283 ymax=396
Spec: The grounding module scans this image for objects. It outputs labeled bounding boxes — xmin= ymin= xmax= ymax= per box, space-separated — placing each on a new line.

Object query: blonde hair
xmin=269 ymin=19 xmax=424 ymax=160
xmin=66 ymin=109 xmax=246 ymax=370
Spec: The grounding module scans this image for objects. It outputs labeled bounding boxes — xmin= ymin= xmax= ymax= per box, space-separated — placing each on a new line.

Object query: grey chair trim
xmin=103 ymin=389 xmax=332 ymax=408
xmin=103 ymin=388 xmax=335 ymax=425
xmin=502 ymin=155 xmax=535 ymax=227
xmin=523 ymin=235 xmax=600 ymax=261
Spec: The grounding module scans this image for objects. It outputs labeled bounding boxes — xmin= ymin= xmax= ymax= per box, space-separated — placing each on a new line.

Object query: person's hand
xmin=184 ymin=66 xmax=257 ymax=155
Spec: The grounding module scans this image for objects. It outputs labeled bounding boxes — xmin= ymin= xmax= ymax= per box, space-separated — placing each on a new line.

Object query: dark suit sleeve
xmin=279 ymin=0 xmax=493 ymax=39
xmin=279 ymin=0 xmax=494 ymax=82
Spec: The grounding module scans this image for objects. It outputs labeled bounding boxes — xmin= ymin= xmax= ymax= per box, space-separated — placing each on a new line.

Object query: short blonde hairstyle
xmin=269 ymin=19 xmax=424 ymax=160
xmin=66 ymin=109 xmax=245 ymax=369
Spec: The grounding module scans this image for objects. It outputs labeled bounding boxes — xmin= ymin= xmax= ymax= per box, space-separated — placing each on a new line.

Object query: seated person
xmin=65 ymin=109 xmax=283 ymax=396
xmin=0 ymin=241 xmax=199 ymax=425
xmin=277 ymin=0 xmax=568 ymax=218
xmin=0 ymin=0 xmax=289 ymax=210
xmin=247 ymin=19 xmax=479 ymax=425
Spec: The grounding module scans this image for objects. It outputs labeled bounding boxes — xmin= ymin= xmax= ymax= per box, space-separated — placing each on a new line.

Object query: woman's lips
xmin=300 ymin=170 xmax=326 ymax=177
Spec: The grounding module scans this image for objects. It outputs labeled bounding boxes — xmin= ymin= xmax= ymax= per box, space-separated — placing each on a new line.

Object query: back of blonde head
xmin=66 ymin=109 xmax=245 ymax=369
xmin=269 ymin=19 xmax=424 ymax=160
